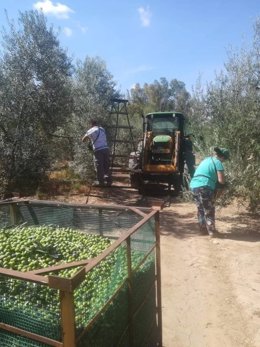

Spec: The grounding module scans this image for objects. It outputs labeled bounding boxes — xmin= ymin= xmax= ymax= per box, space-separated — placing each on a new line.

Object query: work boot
xmin=92 ymin=181 xmax=105 ymax=187
xmin=206 ymin=221 xmax=215 ymax=237
xmin=104 ymin=175 xmax=112 ymax=187
xmin=198 ymin=223 xmax=208 ymax=235
xmin=208 ymin=229 xmax=214 ymax=237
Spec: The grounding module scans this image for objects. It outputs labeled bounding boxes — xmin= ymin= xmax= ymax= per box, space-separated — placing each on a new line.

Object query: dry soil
xmin=160 ymin=201 xmax=260 ymax=347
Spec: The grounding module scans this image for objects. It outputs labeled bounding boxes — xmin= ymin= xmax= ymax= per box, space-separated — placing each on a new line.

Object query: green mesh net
xmin=0 ymin=200 xmax=160 ymax=347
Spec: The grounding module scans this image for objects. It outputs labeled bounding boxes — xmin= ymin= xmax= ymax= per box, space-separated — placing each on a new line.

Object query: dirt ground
xmin=47 ymin=186 xmax=260 ymax=347
xmin=160 ymin=201 xmax=260 ymax=347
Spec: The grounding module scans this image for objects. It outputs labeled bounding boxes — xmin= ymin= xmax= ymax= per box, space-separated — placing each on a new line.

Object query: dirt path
xmin=45 ymin=189 xmax=260 ymax=347
xmin=160 ymin=202 xmax=260 ymax=347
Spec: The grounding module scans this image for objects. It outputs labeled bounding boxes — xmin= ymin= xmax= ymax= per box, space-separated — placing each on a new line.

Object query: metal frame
xmin=0 ymin=200 xmax=162 ymax=347
xmin=109 ymin=98 xmax=136 ymax=170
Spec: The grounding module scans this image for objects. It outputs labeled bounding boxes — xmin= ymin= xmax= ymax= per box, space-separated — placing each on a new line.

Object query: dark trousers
xmin=185 ymin=151 xmax=196 ymax=178
xmin=192 ymin=187 xmax=215 ymax=229
xmin=94 ymin=148 xmax=112 ymax=184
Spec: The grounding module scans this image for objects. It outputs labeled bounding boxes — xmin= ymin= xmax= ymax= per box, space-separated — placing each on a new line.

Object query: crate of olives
xmin=0 ymin=200 xmax=161 ymax=347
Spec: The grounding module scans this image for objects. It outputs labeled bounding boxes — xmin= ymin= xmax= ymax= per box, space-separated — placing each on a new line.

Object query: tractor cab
xmin=129 ymin=112 xmax=187 ymax=193
xmin=143 ymin=112 xmax=184 ymax=167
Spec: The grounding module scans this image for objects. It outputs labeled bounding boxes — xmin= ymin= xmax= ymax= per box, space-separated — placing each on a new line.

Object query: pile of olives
xmin=0 ymin=225 xmax=153 ymax=343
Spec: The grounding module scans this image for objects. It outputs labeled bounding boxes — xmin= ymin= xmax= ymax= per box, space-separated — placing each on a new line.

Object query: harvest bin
xmin=0 ymin=200 xmax=162 ymax=347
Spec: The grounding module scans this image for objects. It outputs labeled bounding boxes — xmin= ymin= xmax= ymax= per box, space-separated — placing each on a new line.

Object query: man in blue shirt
xmin=190 ymin=147 xmax=230 ymax=237
xmin=82 ymin=120 xmax=112 ymax=187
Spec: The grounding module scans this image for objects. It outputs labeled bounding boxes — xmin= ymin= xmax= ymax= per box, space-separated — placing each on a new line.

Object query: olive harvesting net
xmin=0 ymin=200 xmax=161 ymax=347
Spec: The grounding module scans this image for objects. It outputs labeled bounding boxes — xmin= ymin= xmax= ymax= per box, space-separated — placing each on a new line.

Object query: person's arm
xmin=82 ymin=134 xmax=88 ymax=142
xmin=215 ymin=170 xmax=226 ymax=198
xmin=217 ymin=171 xmax=225 ymax=185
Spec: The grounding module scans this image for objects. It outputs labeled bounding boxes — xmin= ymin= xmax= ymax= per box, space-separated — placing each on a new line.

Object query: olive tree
xmin=0 ymin=10 xmax=73 ymax=196
xmin=71 ymin=56 xmax=119 ymax=180
xmin=189 ymin=18 xmax=260 ymax=211
xmin=129 ymin=77 xmax=190 ymax=114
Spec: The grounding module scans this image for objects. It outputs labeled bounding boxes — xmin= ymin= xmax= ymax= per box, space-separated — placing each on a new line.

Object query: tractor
xmin=128 ymin=112 xmax=194 ymax=194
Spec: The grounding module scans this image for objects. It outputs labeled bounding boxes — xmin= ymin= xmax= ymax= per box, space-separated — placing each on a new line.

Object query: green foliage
xmin=189 ymin=19 xmax=260 ymax=212
xmin=0 ymin=10 xmax=74 ymax=196
xmin=128 ymin=77 xmax=191 ymax=115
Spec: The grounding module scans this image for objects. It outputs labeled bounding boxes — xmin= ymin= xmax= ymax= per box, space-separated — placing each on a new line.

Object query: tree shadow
xmin=216 ymin=213 xmax=260 ymax=242
xmin=87 ymin=186 xmax=141 ymax=206
xmin=87 ymin=183 xmax=179 ymax=208
xmin=159 ymin=210 xmax=260 ymax=242
xmin=159 ymin=210 xmax=204 ymax=239
xmin=133 ymin=184 xmax=185 ymax=208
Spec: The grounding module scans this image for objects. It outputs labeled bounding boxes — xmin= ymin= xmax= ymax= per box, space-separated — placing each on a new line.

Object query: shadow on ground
xmin=87 ymin=183 xmax=181 ymax=208
xmin=160 ymin=208 xmax=260 ymax=243
xmin=217 ymin=212 xmax=260 ymax=242
xmin=160 ymin=210 xmax=202 ymax=239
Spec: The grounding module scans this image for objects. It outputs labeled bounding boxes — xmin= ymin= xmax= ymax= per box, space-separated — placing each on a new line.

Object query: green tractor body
xmin=129 ymin=112 xmax=193 ymax=193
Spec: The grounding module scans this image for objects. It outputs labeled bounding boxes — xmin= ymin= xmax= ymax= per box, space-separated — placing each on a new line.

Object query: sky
xmin=0 ymin=0 xmax=259 ymax=95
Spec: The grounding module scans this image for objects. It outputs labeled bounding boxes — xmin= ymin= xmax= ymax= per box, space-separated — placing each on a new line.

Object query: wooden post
xmin=155 ymin=210 xmax=163 ymax=347
xmin=60 ymin=290 xmax=76 ymax=347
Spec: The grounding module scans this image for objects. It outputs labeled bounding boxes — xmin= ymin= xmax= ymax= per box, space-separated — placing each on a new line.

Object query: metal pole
xmin=126 ymin=237 xmax=134 ymax=346
xmin=9 ymin=203 xmax=19 ymax=226
xmin=98 ymin=208 xmax=103 ymax=236
xmin=155 ymin=210 xmax=163 ymax=347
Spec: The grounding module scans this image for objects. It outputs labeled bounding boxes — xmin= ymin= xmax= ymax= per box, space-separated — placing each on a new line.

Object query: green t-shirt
xmin=190 ymin=156 xmax=224 ymax=190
